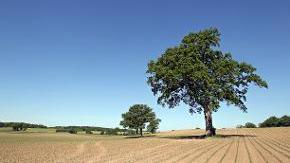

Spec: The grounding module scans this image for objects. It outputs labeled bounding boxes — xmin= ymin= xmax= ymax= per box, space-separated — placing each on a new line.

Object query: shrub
xmin=68 ymin=129 xmax=77 ymax=134
xmin=0 ymin=122 xmax=5 ymax=128
xmin=244 ymin=122 xmax=256 ymax=128
xmin=56 ymin=129 xmax=77 ymax=134
xmin=56 ymin=129 xmax=67 ymax=133
xmin=85 ymin=130 xmax=93 ymax=134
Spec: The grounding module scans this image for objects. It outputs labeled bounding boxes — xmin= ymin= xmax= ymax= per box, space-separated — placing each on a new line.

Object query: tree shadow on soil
xmin=159 ymin=134 xmax=256 ymax=140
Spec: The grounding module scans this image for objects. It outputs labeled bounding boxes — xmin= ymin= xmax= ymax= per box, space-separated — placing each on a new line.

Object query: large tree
xmin=146 ymin=28 xmax=267 ymax=136
xmin=120 ymin=104 xmax=159 ymax=136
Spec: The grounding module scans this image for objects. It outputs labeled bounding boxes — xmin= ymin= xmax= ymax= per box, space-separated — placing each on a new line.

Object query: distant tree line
xmin=54 ymin=126 xmax=130 ymax=135
xmin=53 ymin=126 xmax=118 ymax=132
xmin=259 ymin=115 xmax=290 ymax=127
xmin=237 ymin=115 xmax=290 ymax=128
xmin=0 ymin=122 xmax=47 ymax=131
xmin=0 ymin=122 xmax=131 ymax=135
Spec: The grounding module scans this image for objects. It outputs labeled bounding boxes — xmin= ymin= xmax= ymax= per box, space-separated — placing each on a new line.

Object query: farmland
xmin=0 ymin=127 xmax=289 ymax=163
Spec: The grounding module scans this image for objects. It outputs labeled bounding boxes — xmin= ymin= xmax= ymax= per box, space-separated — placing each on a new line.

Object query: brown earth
xmin=0 ymin=127 xmax=289 ymax=163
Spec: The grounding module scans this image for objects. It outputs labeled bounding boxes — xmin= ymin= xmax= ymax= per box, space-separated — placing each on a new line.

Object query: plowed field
xmin=0 ymin=127 xmax=289 ymax=163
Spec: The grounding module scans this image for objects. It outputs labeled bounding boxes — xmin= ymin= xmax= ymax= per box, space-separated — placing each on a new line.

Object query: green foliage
xmin=120 ymin=104 xmax=160 ymax=136
xmin=56 ymin=128 xmax=77 ymax=134
xmin=3 ymin=122 xmax=47 ymax=129
xmin=259 ymin=115 xmax=290 ymax=127
xmin=10 ymin=123 xmax=30 ymax=131
xmin=68 ymin=129 xmax=77 ymax=134
xmin=259 ymin=116 xmax=280 ymax=127
xmin=279 ymin=115 xmax=290 ymax=126
xmin=236 ymin=125 xmax=243 ymax=128
xmin=0 ymin=122 xmax=4 ymax=128
xmin=244 ymin=122 xmax=257 ymax=128
xmin=147 ymin=28 xmax=267 ymax=136
xmin=53 ymin=126 xmax=126 ymax=133
xmin=147 ymin=118 xmax=161 ymax=133
xmin=85 ymin=130 xmax=93 ymax=134
xmin=55 ymin=129 xmax=67 ymax=133
xmin=147 ymin=28 xmax=268 ymax=114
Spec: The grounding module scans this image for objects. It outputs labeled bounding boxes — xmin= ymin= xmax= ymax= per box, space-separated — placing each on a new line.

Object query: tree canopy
xmin=2 ymin=122 xmax=47 ymax=130
xmin=259 ymin=115 xmax=290 ymax=127
xmin=279 ymin=115 xmax=290 ymax=126
xmin=147 ymin=118 xmax=161 ymax=133
xmin=244 ymin=122 xmax=257 ymax=128
xmin=147 ymin=27 xmax=268 ymax=136
xmin=0 ymin=122 xmax=5 ymax=128
xmin=120 ymin=104 xmax=160 ymax=136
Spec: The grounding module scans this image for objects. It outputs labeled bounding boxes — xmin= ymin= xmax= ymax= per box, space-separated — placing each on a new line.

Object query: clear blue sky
xmin=0 ymin=0 xmax=289 ymax=130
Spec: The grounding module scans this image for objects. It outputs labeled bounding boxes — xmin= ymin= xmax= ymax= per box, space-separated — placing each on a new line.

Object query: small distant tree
xmin=147 ymin=118 xmax=161 ymax=133
xmin=236 ymin=125 xmax=243 ymax=128
xmin=244 ymin=122 xmax=256 ymax=128
xmin=68 ymin=129 xmax=77 ymax=134
xmin=120 ymin=104 xmax=159 ymax=136
xmin=85 ymin=130 xmax=93 ymax=134
xmin=56 ymin=128 xmax=77 ymax=134
xmin=147 ymin=28 xmax=268 ymax=136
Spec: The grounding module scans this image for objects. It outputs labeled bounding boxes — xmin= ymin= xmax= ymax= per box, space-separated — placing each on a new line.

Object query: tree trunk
xmin=204 ymin=106 xmax=216 ymax=137
xmin=140 ymin=128 xmax=143 ymax=137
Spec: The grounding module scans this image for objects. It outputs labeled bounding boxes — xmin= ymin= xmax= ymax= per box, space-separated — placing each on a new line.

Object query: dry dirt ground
xmin=0 ymin=127 xmax=289 ymax=163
